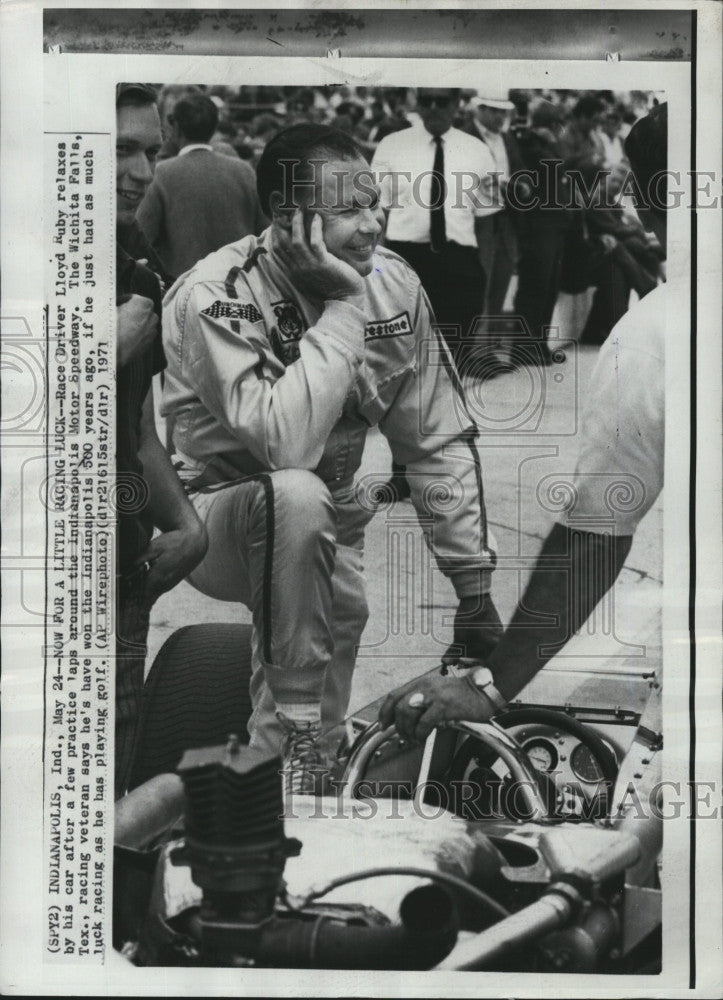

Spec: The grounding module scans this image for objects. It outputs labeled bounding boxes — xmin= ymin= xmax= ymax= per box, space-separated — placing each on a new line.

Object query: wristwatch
xmin=465 ymin=666 xmax=507 ymax=713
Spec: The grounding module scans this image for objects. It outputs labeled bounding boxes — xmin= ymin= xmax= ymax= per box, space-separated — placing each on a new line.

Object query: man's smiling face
xmin=116 ymin=101 xmax=162 ymax=226
xmin=308 ymin=156 xmax=385 ymax=277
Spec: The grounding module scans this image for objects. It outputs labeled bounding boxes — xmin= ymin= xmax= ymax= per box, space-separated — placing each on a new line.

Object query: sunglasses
xmin=417 ymin=95 xmax=454 ymax=109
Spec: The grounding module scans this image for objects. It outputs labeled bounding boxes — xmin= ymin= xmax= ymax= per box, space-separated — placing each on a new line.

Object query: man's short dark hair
xmin=624 ymin=102 xmax=668 ymax=218
xmin=573 ymin=95 xmax=605 ymax=120
xmin=171 ymin=94 xmax=219 ymax=143
xmin=256 ymin=123 xmax=365 ymax=217
xmin=116 ymin=83 xmax=158 ymax=109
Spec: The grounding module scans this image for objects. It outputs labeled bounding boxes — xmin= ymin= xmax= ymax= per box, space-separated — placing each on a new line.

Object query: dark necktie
xmin=429 ymin=136 xmax=447 ymax=253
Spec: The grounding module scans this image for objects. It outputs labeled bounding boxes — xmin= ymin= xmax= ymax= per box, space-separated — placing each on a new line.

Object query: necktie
xmin=429 ymin=136 xmax=446 ymax=253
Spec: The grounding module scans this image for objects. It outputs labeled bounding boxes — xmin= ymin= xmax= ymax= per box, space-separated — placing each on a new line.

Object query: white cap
xmin=470 ymin=92 xmax=515 ymax=112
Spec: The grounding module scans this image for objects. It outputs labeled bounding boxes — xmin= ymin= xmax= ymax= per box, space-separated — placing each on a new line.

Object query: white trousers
xmin=188 ymin=469 xmax=370 ymax=755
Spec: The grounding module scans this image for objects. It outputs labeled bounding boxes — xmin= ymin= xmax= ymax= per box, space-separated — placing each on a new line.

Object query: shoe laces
xmin=277 ymin=715 xmax=324 ymax=793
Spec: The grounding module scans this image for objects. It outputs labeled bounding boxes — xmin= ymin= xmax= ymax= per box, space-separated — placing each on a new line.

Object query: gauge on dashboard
xmin=522 ymin=738 xmax=558 ymax=773
xmin=571 ymin=742 xmax=607 ymax=783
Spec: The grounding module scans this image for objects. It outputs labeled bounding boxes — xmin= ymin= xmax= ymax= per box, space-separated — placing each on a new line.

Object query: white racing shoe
xmin=276 ymin=712 xmax=333 ymax=796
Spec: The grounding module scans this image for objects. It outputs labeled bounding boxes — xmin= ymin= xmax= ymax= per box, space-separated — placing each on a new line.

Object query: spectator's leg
xmin=484 ymin=213 xmax=517 ymax=321
xmin=581 ymin=255 xmax=632 ymax=344
xmin=442 ymin=244 xmax=486 ymax=373
xmin=512 ymin=223 xmax=565 ymax=364
xmin=514 ymin=224 xmax=555 ymax=345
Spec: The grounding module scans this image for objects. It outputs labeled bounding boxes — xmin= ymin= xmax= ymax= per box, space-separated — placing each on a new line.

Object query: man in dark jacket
xmin=576 ymin=165 xmax=663 ymax=343
xmin=137 ymin=93 xmax=266 ymax=280
xmin=505 ymin=100 xmax=572 ymax=367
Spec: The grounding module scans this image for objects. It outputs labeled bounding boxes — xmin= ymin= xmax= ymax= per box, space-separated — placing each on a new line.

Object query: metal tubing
xmin=196 ymin=883 xmax=459 ymax=969
xmin=434 ymin=891 xmax=572 ymax=971
xmin=342 ymin=720 xmax=549 ymax=819
xmin=451 ymin=720 xmax=549 ymax=818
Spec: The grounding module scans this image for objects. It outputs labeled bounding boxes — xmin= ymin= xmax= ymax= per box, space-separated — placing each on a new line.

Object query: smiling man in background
xmin=161 ymin=123 xmax=502 ymax=793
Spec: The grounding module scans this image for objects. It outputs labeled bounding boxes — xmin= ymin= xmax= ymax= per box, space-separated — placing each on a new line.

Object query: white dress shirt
xmin=178 ymin=143 xmax=214 ymax=156
xmin=371 ymin=122 xmax=501 ymax=246
xmin=475 ymin=123 xmax=510 ymax=183
xmin=600 ymin=131 xmax=626 ymax=168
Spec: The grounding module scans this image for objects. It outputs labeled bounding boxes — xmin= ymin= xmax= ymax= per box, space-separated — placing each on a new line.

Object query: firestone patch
xmin=365 ymin=311 xmax=413 ymax=341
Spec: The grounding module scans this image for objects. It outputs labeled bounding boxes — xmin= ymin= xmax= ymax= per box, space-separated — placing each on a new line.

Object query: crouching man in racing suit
xmin=161 ymin=123 xmax=501 ymax=791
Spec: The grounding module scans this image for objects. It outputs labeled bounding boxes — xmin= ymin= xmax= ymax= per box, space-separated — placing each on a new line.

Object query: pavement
xmin=147 ymin=342 xmax=663 ymax=715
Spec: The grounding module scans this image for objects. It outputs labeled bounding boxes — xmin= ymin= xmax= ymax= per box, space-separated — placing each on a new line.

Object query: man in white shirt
xmin=371 ymin=88 xmax=501 ymax=373
xmin=600 ymin=107 xmax=627 ymax=168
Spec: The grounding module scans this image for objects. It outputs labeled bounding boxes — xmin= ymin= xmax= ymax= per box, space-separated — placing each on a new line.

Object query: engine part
xmin=286 ymin=864 xmax=509 ymax=921
xmin=165 ymin=738 xmax=461 ymax=968
xmin=435 ymin=883 xmax=580 ymax=970
xmin=170 ymin=736 xmax=301 ymax=943
xmin=538 ymin=826 xmax=640 ymax=886
xmin=203 ymin=882 xmax=459 ymax=969
xmin=536 ymin=901 xmax=619 ymax=972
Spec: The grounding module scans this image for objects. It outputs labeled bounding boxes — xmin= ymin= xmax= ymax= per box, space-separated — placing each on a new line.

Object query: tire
xmin=129 ymin=623 xmax=254 ymax=790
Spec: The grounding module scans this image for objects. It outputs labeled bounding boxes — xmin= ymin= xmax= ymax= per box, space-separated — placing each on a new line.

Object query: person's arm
xmin=135 ymin=383 xmax=208 ymax=604
xmin=135 ymin=176 xmax=163 ymax=249
xmin=380 ymin=310 xmax=665 ymax=740
xmin=487 ymin=524 xmax=632 ymax=700
xmin=472 ymin=143 xmax=503 ymax=271
xmin=379 ymin=522 xmax=632 ymax=741
xmin=116 ymin=294 xmax=160 ymax=368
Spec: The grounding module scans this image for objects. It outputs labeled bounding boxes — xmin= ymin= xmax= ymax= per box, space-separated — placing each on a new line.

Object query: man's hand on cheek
xmin=273 ymin=209 xmax=364 ymax=303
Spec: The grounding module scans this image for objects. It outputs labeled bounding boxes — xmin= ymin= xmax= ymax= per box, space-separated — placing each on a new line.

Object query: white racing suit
xmin=162 ymin=229 xmax=496 ymax=754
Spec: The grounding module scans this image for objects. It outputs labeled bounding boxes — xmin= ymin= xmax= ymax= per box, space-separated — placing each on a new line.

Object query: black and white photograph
xmin=1 ymin=4 xmax=721 ymax=997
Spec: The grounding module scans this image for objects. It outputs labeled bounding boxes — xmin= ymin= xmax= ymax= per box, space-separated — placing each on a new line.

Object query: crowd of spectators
xmin=138 ymin=83 xmax=665 ymax=351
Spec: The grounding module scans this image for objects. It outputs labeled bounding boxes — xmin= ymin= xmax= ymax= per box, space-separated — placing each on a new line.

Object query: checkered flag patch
xmin=201 ymin=300 xmax=263 ymax=323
